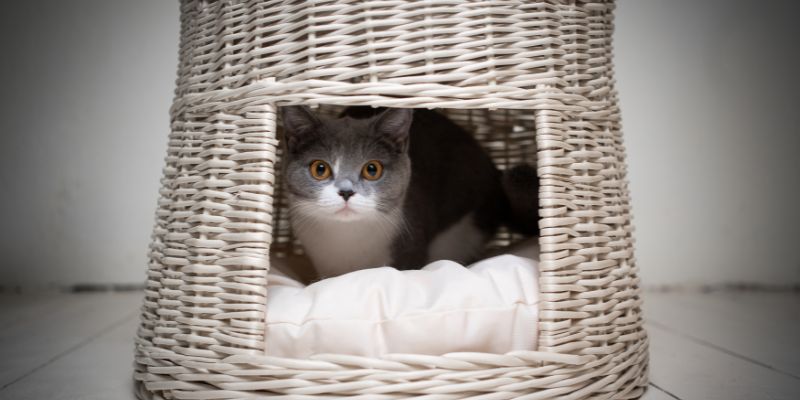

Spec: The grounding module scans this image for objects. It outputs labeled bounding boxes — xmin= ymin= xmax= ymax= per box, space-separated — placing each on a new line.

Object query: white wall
xmin=0 ymin=0 xmax=797 ymax=289
xmin=0 ymin=1 xmax=178 ymax=288
xmin=616 ymin=0 xmax=800 ymax=286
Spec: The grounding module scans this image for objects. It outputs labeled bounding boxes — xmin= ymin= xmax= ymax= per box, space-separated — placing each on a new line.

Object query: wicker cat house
xmin=134 ymin=0 xmax=648 ymax=398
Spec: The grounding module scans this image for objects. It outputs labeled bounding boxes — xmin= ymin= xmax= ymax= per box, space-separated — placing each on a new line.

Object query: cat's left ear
xmin=281 ymin=105 xmax=321 ymax=152
xmin=373 ymin=108 xmax=413 ymax=153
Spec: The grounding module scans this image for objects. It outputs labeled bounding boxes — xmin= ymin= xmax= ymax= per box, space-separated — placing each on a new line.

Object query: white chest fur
xmin=428 ymin=212 xmax=487 ymax=264
xmin=292 ymin=211 xmax=402 ymax=278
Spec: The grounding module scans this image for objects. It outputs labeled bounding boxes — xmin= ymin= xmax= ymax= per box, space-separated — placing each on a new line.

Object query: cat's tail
xmin=501 ymin=164 xmax=540 ymax=236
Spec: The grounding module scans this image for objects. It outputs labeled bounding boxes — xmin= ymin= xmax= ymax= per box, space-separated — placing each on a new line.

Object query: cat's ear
xmin=281 ymin=105 xmax=320 ymax=151
xmin=372 ymin=108 xmax=412 ymax=152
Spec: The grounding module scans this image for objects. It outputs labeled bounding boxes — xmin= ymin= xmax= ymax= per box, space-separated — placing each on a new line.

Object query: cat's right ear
xmin=281 ymin=105 xmax=320 ymax=151
xmin=373 ymin=108 xmax=413 ymax=153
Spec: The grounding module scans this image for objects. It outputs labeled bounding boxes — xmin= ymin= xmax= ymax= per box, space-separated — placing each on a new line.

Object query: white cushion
xmin=265 ymin=241 xmax=540 ymax=357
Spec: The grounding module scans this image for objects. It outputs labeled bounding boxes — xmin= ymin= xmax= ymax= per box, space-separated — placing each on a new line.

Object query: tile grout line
xmin=646 ymin=319 xmax=800 ymax=381
xmin=649 ymin=382 xmax=681 ymax=400
xmin=0 ymin=308 xmax=140 ymax=391
xmin=0 ymin=295 xmax=72 ymax=334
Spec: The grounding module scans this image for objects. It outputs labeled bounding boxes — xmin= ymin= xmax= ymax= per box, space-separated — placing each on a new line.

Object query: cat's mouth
xmin=334 ymin=205 xmax=356 ymax=217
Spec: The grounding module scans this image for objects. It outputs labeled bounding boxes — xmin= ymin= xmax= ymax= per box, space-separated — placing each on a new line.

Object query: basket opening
xmin=269 ymin=105 xmax=539 ymax=283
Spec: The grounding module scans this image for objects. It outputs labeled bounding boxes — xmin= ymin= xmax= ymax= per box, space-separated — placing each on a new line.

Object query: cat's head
xmin=280 ymin=106 xmax=413 ymax=222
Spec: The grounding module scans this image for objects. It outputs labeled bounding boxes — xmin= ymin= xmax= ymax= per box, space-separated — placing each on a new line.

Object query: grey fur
xmin=281 ymin=106 xmax=411 ymax=215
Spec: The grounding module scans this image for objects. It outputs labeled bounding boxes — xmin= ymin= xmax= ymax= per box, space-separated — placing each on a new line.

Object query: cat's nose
xmin=338 ymin=190 xmax=355 ymax=201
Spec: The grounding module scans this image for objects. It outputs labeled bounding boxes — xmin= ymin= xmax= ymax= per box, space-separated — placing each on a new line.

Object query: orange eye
xmin=309 ymin=160 xmax=332 ymax=180
xmin=361 ymin=161 xmax=384 ymax=181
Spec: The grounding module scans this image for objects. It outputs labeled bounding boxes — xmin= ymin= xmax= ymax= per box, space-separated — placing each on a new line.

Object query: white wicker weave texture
xmin=134 ymin=0 xmax=648 ymax=399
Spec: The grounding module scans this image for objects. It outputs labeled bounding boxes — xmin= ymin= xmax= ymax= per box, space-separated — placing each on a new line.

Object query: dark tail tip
xmin=502 ymin=164 xmax=540 ymax=236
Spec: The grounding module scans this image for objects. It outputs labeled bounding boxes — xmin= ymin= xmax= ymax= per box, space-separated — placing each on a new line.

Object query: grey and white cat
xmin=280 ymin=106 xmax=538 ymax=278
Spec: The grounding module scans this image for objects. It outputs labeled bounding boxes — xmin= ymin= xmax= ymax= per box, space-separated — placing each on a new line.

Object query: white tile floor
xmin=0 ymin=291 xmax=798 ymax=399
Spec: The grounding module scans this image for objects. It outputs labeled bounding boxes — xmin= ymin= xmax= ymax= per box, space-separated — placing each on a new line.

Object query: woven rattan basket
xmin=134 ymin=0 xmax=648 ymax=398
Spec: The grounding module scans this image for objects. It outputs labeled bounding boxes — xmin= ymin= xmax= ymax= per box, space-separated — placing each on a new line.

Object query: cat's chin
xmin=329 ymin=206 xmax=368 ymax=221
xmin=290 ymin=197 xmax=383 ymax=223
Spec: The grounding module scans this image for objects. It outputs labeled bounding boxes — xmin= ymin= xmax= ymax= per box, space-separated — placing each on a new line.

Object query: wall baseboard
xmin=70 ymin=283 xmax=146 ymax=293
xmin=642 ymin=282 xmax=800 ymax=293
xmin=2 ymin=282 xmax=799 ymax=295
xmin=0 ymin=283 xmax=145 ymax=294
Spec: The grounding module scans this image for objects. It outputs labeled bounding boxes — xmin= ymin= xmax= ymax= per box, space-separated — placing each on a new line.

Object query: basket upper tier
xmin=174 ymin=0 xmax=614 ymax=111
